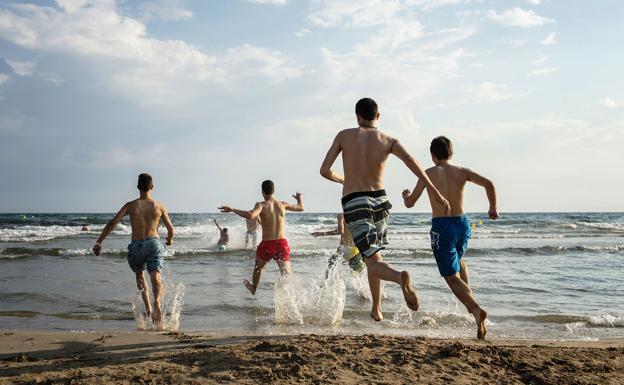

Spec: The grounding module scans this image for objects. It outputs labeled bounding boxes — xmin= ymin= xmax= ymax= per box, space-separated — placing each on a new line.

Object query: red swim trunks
xmin=256 ymin=239 xmax=291 ymax=262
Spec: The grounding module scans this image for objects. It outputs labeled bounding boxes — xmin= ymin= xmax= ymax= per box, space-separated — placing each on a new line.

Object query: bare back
xmin=258 ymin=199 xmax=286 ymax=241
xmin=127 ymin=198 xmax=165 ymax=240
xmin=425 ymin=164 xmax=469 ymax=217
xmin=339 ymin=128 xmax=395 ymax=196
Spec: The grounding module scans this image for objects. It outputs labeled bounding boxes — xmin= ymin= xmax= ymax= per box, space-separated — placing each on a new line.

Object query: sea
xmin=0 ymin=212 xmax=622 ymax=341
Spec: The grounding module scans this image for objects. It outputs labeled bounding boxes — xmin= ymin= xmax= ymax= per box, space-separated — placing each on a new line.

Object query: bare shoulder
xmin=156 ymin=201 xmax=168 ymax=212
xmin=337 ymin=128 xmax=356 ymax=140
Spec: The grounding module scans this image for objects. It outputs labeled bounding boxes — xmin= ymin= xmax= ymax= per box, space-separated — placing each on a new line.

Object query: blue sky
xmin=0 ymin=0 xmax=622 ymax=212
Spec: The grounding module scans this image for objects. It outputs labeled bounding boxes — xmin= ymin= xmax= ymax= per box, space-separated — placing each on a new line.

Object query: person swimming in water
xmin=214 ymin=219 xmax=229 ymax=251
xmin=245 ymin=217 xmax=260 ymax=249
xmin=311 ymin=213 xmax=365 ymax=275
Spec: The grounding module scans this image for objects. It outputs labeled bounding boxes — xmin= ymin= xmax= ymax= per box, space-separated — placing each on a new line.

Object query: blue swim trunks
xmin=430 ymin=215 xmax=471 ymax=277
xmin=127 ymin=237 xmax=166 ymax=273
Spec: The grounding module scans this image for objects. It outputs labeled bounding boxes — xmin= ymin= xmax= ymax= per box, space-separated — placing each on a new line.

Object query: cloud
xmin=600 ymin=97 xmax=624 ymax=109
xmin=296 ymin=28 xmax=311 ymax=37
xmin=6 ymin=60 xmax=35 ymax=76
xmin=246 ymin=0 xmax=288 ymax=4
xmin=487 ymin=8 xmax=555 ymax=28
xmin=308 ymin=0 xmax=404 ymax=28
xmin=0 ymin=1 xmax=302 ymax=103
xmin=138 ymin=0 xmax=193 ymax=21
xmin=0 ymin=73 xmax=8 ymax=85
xmin=526 ymin=0 xmax=542 ymax=4
xmin=540 ymin=31 xmax=556 ymax=45
xmin=527 ymin=66 xmax=558 ymax=76
xmin=465 ymin=82 xmax=529 ymax=104
xmin=406 ymin=0 xmax=467 ymax=10
xmin=533 ymin=55 xmax=548 ymax=65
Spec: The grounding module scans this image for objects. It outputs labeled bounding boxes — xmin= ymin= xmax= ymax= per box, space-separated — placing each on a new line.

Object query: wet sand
xmin=1 ymin=331 xmax=623 ymax=384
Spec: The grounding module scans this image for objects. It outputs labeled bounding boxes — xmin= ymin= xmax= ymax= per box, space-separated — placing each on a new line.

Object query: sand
xmin=1 ymin=331 xmax=623 ymax=385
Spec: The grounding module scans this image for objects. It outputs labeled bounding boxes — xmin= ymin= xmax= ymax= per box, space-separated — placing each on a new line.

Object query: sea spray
xmin=132 ymin=265 xmax=186 ymax=331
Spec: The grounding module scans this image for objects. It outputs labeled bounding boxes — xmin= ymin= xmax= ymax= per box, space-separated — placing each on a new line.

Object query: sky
xmin=0 ymin=0 xmax=623 ymax=213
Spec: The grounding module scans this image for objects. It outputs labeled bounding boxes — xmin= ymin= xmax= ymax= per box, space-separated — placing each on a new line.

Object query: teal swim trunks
xmin=430 ymin=215 xmax=471 ymax=277
xmin=127 ymin=237 xmax=166 ymax=273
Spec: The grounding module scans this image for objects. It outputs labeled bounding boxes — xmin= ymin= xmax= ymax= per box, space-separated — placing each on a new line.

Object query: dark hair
xmin=137 ymin=173 xmax=153 ymax=192
xmin=430 ymin=136 xmax=453 ymax=160
xmin=261 ymin=180 xmax=274 ymax=195
xmin=223 ymin=228 xmax=228 ymax=233
xmin=355 ymin=98 xmax=378 ymax=121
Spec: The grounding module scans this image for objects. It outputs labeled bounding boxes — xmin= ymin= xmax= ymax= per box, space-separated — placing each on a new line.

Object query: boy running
xmin=218 ymin=180 xmax=304 ymax=295
xmin=402 ymin=136 xmax=497 ymax=339
xmin=311 ymin=213 xmax=365 ymax=274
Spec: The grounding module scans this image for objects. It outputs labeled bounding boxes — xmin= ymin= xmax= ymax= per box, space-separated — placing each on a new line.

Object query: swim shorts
xmin=430 ymin=215 xmax=471 ymax=277
xmin=127 ymin=237 xmax=166 ymax=273
xmin=341 ymin=189 xmax=391 ymax=258
xmin=256 ymin=239 xmax=291 ymax=262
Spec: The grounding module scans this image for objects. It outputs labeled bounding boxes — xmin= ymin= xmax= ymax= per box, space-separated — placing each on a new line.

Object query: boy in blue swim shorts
xmin=93 ymin=173 xmax=174 ymax=325
xmin=402 ymin=136 xmax=498 ymax=340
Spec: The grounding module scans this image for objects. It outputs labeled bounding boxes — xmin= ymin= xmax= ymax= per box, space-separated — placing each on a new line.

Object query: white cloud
xmin=406 ymin=0 xmax=466 ymax=10
xmin=526 ymin=0 xmax=542 ymax=4
xmin=6 ymin=60 xmax=35 ymax=76
xmin=308 ymin=0 xmax=404 ymax=28
xmin=600 ymin=97 xmax=624 ymax=109
xmin=138 ymin=0 xmax=193 ymax=21
xmin=533 ymin=55 xmax=548 ymax=65
xmin=0 ymin=1 xmax=302 ymax=102
xmin=487 ymin=8 xmax=555 ymax=28
xmin=540 ymin=31 xmax=557 ymax=45
xmin=527 ymin=66 xmax=558 ymax=76
xmin=296 ymin=28 xmax=310 ymax=37
xmin=466 ymin=82 xmax=529 ymax=104
xmin=246 ymin=0 xmax=288 ymax=4
xmin=0 ymin=73 xmax=9 ymax=85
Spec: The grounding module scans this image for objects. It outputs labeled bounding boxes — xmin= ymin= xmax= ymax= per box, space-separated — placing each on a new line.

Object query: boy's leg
xmin=444 ymin=274 xmax=487 ymax=339
xmin=148 ymin=270 xmax=164 ymax=324
xmin=365 ymin=252 xmax=419 ymax=321
xmin=276 ymin=260 xmax=291 ymax=276
xmin=135 ymin=271 xmax=152 ymax=316
xmin=244 ymin=257 xmax=268 ymax=295
xmin=459 ymin=259 xmax=471 ymax=288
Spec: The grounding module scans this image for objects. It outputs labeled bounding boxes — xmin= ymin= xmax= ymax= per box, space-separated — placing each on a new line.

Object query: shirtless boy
xmin=311 ymin=213 xmax=365 ymax=274
xmin=320 ymin=97 xmax=451 ymax=321
xmin=245 ymin=217 xmax=260 ymax=249
xmin=402 ymin=136 xmax=497 ymax=339
xmin=218 ymin=180 xmax=304 ymax=295
xmin=214 ymin=219 xmax=229 ymax=250
xmin=92 ymin=173 xmax=174 ymax=324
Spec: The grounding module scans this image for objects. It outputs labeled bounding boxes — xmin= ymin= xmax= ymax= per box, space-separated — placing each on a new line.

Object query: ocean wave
xmin=512 ymin=313 xmax=624 ymax=328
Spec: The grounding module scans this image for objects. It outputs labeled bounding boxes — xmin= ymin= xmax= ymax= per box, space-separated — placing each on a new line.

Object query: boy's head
xmin=137 ymin=173 xmax=153 ymax=192
xmin=430 ymin=136 xmax=453 ymax=162
xmin=223 ymin=228 xmax=228 ymax=233
xmin=261 ymin=180 xmax=274 ymax=197
xmin=355 ymin=97 xmax=380 ymax=123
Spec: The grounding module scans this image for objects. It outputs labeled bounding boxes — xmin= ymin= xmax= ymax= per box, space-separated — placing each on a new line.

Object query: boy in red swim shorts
xmin=219 ymin=180 xmax=304 ymax=295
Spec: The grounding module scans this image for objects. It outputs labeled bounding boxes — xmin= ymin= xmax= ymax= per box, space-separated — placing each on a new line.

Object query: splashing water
xmin=132 ymin=271 xmax=186 ymax=331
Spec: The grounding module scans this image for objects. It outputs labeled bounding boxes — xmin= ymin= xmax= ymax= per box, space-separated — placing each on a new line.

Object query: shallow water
xmin=0 ymin=212 xmax=622 ymax=340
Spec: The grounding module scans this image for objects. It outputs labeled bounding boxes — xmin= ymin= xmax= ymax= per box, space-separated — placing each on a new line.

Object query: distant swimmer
xmin=245 ymin=217 xmax=260 ymax=250
xmin=219 ymin=180 xmax=304 ymax=295
xmin=311 ymin=213 xmax=365 ymax=275
xmin=92 ymin=173 xmax=174 ymax=326
xmin=81 ymin=224 xmax=89 ymax=231
xmin=214 ymin=219 xmax=229 ymax=251
xmin=402 ymin=136 xmax=498 ymax=340
xmin=320 ymin=97 xmax=451 ymax=322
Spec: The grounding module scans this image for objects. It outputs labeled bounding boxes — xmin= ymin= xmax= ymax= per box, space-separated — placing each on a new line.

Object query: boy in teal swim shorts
xmin=402 ymin=136 xmax=498 ymax=339
xmin=93 ymin=173 xmax=174 ymax=325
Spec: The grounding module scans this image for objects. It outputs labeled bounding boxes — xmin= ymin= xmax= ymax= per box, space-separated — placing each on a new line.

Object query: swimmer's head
xmin=261 ymin=180 xmax=274 ymax=197
xmin=355 ymin=97 xmax=380 ymax=123
xmin=223 ymin=228 xmax=228 ymax=233
xmin=430 ymin=136 xmax=453 ymax=163
xmin=137 ymin=173 xmax=153 ymax=192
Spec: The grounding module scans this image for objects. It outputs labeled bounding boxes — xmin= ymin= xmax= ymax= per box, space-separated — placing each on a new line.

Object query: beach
xmin=1 ymin=331 xmax=623 ymax=384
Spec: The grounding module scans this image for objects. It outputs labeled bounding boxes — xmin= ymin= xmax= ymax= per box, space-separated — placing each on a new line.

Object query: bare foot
xmin=400 ymin=271 xmax=419 ymax=311
xmin=370 ymin=309 xmax=383 ymax=322
xmin=243 ymin=279 xmax=256 ymax=295
xmin=152 ymin=306 xmax=162 ymax=325
xmin=472 ymin=308 xmax=487 ymax=340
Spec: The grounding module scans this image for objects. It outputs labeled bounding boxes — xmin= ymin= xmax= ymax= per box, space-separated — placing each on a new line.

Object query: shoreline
xmin=1 ymin=331 xmax=623 ymax=384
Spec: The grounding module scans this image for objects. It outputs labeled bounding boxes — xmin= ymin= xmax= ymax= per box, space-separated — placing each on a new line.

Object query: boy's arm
xmin=311 ymin=228 xmax=340 ymax=237
xmin=283 ymin=192 xmax=304 ymax=212
xmin=219 ymin=202 xmax=263 ymax=220
xmin=320 ymin=134 xmax=344 ymax=184
xmin=93 ymin=203 xmax=129 ymax=256
xmin=213 ymin=218 xmax=222 ymax=231
xmin=465 ymin=168 xmax=498 ymax=219
xmin=402 ymin=179 xmax=426 ymax=208
xmin=390 ymin=139 xmax=451 ymax=215
xmin=161 ymin=205 xmax=174 ymax=246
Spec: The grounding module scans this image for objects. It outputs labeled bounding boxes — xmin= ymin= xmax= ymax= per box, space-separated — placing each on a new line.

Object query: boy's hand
xmin=218 ymin=206 xmax=233 ymax=213
xmin=488 ymin=207 xmax=498 ymax=220
xmin=292 ymin=192 xmax=303 ymax=201
xmin=311 ymin=231 xmax=322 ymax=238
xmin=435 ymin=192 xmax=452 ymax=215
xmin=92 ymin=242 xmax=102 ymax=256
xmin=165 ymin=239 xmax=173 ymax=246
xmin=402 ymin=189 xmax=411 ymax=199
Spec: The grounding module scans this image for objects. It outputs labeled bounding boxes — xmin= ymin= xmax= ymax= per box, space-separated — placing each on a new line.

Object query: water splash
xmin=132 ymin=268 xmax=185 ymax=331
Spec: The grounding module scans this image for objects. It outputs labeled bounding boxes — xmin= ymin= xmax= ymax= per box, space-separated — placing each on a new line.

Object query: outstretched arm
xmin=391 ymin=139 xmax=451 ymax=215
xmin=465 ymin=169 xmax=498 ymax=219
xmin=320 ymin=134 xmax=344 ymax=184
xmin=283 ymin=192 xmax=304 ymax=212
xmin=402 ymin=179 xmax=426 ymax=208
xmin=161 ymin=205 xmax=174 ymax=246
xmin=213 ymin=218 xmax=222 ymax=231
xmin=93 ymin=203 xmax=129 ymax=255
xmin=311 ymin=228 xmax=340 ymax=238
xmin=219 ymin=202 xmax=263 ymax=220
